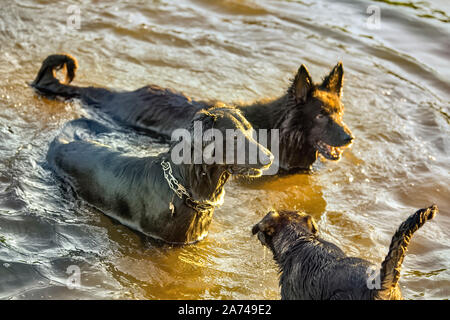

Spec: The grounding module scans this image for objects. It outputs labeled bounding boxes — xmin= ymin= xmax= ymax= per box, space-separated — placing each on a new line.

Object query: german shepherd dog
xmin=252 ymin=206 xmax=438 ymax=300
xmin=47 ymin=106 xmax=273 ymax=244
xmin=31 ymin=54 xmax=353 ymax=172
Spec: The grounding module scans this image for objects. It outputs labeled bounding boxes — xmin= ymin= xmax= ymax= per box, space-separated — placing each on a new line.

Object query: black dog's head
xmin=190 ymin=104 xmax=274 ymax=177
xmin=252 ymin=210 xmax=318 ymax=251
xmin=279 ymin=62 xmax=354 ymax=168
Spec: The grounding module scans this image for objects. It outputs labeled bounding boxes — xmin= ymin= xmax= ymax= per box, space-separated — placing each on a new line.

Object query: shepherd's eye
xmin=316 ymin=114 xmax=324 ymax=119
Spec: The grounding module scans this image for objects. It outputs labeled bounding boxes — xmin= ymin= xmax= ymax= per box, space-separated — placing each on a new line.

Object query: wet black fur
xmin=31 ymin=54 xmax=354 ymax=172
xmin=47 ymin=105 xmax=272 ymax=244
xmin=252 ymin=206 xmax=438 ymax=300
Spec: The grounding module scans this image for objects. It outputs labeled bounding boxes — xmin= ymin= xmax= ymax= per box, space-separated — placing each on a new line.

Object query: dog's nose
xmin=252 ymin=224 xmax=260 ymax=235
xmin=341 ymin=130 xmax=354 ymax=144
xmin=345 ymin=134 xmax=354 ymax=144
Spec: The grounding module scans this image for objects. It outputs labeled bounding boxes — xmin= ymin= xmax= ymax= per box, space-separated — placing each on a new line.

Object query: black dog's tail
xmin=31 ymin=54 xmax=81 ymax=99
xmin=375 ymin=205 xmax=438 ymax=299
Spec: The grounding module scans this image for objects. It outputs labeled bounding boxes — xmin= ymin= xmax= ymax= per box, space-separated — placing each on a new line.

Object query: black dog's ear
xmin=191 ymin=110 xmax=218 ymax=145
xmin=321 ymin=62 xmax=344 ymax=97
xmin=292 ymin=64 xmax=313 ymax=104
xmin=303 ymin=215 xmax=319 ymax=235
xmin=193 ymin=110 xmax=218 ymax=129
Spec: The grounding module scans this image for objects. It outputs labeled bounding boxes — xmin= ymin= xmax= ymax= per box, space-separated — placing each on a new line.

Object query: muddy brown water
xmin=0 ymin=0 xmax=449 ymax=299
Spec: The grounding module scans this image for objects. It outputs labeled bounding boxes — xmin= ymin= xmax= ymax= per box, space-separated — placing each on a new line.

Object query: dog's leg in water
xmin=374 ymin=205 xmax=438 ymax=299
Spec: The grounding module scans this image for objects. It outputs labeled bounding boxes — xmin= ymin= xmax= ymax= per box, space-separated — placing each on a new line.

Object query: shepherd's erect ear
xmin=321 ymin=62 xmax=344 ymax=97
xmin=292 ymin=64 xmax=313 ymax=104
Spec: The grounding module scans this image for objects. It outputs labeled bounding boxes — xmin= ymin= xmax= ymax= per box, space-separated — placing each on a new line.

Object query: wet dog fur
xmin=31 ymin=54 xmax=354 ymax=172
xmin=47 ymin=105 xmax=273 ymax=244
xmin=252 ymin=206 xmax=438 ymax=300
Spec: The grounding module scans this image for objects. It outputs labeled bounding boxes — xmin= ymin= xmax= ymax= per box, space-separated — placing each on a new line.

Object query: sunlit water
xmin=0 ymin=0 xmax=449 ymax=299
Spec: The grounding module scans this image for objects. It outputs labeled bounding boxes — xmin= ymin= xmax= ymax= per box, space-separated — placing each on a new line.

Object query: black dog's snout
xmin=344 ymin=133 xmax=354 ymax=144
xmin=339 ymin=126 xmax=354 ymax=145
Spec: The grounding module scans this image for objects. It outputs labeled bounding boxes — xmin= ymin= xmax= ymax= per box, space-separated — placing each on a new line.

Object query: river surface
xmin=0 ymin=0 xmax=449 ymax=299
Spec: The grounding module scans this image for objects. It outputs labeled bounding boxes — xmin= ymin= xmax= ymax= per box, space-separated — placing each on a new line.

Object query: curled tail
xmin=375 ymin=204 xmax=438 ymax=299
xmin=31 ymin=54 xmax=81 ymax=98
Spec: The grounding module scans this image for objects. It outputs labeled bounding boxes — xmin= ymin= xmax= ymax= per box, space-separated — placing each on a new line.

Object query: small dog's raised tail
xmin=31 ymin=54 xmax=80 ymax=98
xmin=375 ymin=204 xmax=438 ymax=299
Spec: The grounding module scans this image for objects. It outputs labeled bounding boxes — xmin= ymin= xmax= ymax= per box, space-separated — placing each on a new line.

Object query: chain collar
xmin=161 ymin=159 xmax=190 ymax=199
xmin=161 ymin=159 xmax=216 ymax=212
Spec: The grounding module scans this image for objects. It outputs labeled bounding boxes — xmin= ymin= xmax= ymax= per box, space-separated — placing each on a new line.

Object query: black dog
xmin=31 ymin=54 xmax=353 ymax=172
xmin=47 ymin=105 xmax=273 ymax=244
xmin=252 ymin=205 xmax=438 ymax=300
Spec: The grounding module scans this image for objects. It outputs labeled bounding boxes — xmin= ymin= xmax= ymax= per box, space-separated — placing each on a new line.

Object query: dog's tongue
xmin=318 ymin=141 xmax=343 ymax=160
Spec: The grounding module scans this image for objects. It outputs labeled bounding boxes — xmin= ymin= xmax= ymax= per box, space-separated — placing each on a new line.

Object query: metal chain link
xmin=161 ymin=160 xmax=190 ymax=199
xmin=161 ymin=159 xmax=218 ymax=212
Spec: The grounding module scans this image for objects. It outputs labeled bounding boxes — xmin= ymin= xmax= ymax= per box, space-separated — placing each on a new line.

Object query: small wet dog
xmin=252 ymin=205 xmax=438 ymax=299
xmin=31 ymin=54 xmax=353 ymax=172
xmin=47 ymin=105 xmax=273 ymax=244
